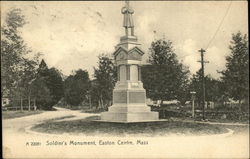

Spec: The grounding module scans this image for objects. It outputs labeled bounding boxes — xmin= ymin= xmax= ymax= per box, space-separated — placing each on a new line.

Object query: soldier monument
xmin=100 ymin=1 xmax=159 ymax=122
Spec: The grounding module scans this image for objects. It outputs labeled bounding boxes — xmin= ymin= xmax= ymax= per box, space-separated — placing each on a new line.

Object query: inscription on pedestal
xmin=129 ymin=92 xmax=145 ymax=103
xmin=113 ymin=92 xmax=127 ymax=103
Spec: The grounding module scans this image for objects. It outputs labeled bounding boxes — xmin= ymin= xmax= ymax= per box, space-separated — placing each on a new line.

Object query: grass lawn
xmin=219 ymin=124 xmax=249 ymax=135
xmin=2 ymin=110 xmax=44 ymax=119
xmin=31 ymin=116 xmax=230 ymax=137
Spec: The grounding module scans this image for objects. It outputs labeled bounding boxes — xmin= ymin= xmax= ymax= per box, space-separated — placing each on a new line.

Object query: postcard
xmin=1 ymin=1 xmax=249 ymax=158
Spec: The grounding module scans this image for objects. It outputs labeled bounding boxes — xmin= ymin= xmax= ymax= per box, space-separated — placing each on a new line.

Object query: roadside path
xmin=3 ymin=107 xmax=98 ymax=134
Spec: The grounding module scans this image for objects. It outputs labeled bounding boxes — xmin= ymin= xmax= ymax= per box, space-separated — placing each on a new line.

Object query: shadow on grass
xmin=31 ymin=116 xmax=231 ymax=137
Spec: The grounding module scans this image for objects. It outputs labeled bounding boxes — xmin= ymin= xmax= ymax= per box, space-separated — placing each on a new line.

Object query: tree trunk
xmin=98 ymin=100 xmax=101 ymax=109
xmin=96 ymin=102 xmax=98 ymax=110
xmin=160 ymin=100 xmax=163 ymax=107
xmin=34 ymin=99 xmax=37 ymax=111
xmin=238 ymin=99 xmax=242 ymax=121
xmin=28 ymin=94 xmax=31 ymax=111
xmin=100 ymin=94 xmax=104 ymax=109
xmin=239 ymin=100 xmax=242 ymax=112
xmin=89 ymin=95 xmax=92 ymax=109
xmin=101 ymin=98 xmax=104 ymax=109
xmin=20 ymin=97 xmax=23 ymax=111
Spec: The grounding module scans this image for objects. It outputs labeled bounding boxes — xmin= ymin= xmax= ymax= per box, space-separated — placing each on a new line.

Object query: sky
xmin=1 ymin=1 xmax=248 ymax=79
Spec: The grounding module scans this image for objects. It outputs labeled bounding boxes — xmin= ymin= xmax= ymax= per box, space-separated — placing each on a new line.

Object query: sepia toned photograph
xmin=1 ymin=0 xmax=249 ymax=158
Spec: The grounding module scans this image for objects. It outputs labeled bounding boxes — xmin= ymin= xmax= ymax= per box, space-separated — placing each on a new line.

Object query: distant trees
xmin=31 ymin=60 xmax=64 ymax=110
xmin=46 ymin=68 xmax=64 ymax=106
xmin=189 ymin=69 xmax=223 ymax=107
xmin=142 ymin=39 xmax=190 ymax=105
xmin=31 ymin=76 xmax=53 ymax=110
xmin=141 ymin=33 xmax=248 ymax=110
xmin=92 ymin=54 xmax=117 ymax=109
xmin=89 ymin=79 xmax=101 ymax=109
xmin=220 ymin=32 xmax=249 ymax=109
xmin=62 ymin=54 xmax=117 ymax=109
xmin=176 ymin=67 xmax=190 ymax=105
xmin=64 ymin=69 xmax=90 ymax=106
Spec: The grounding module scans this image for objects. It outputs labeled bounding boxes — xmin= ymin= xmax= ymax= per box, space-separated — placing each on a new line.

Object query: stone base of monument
xmin=100 ymin=112 xmax=159 ymax=123
xmin=98 ymin=81 xmax=159 ymax=123
xmin=100 ymin=104 xmax=159 ymax=123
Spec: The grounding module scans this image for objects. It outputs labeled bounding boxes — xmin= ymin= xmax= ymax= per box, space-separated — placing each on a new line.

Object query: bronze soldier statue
xmin=121 ymin=0 xmax=134 ymax=36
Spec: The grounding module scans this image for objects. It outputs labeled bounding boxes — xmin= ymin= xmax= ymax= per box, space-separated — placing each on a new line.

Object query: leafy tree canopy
xmin=142 ymin=38 xmax=190 ymax=104
xmin=1 ymin=9 xmax=29 ymax=95
xmin=221 ymin=32 xmax=249 ymax=102
xmin=1 ymin=8 xmax=40 ymax=103
xmin=92 ymin=54 xmax=117 ymax=108
xmin=190 ymin=69 xmax=223 ymax=104
xmin=31 ymin=59 xmax=64 ymax=110
xmin=149 ymin=39 xmax=178 ymax=66
xmin=64 ymin=69 xmax=90 ymax=106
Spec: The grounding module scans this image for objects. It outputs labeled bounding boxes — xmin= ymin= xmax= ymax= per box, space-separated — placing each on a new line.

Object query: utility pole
xmin=198 ymin=48 xmax=209 ymax=120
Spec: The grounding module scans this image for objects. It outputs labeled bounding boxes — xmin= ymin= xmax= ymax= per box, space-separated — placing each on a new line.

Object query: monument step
xmin=100 ymin=111 xmax=159 ymax=123
xmin=108 ymin=105 xmax=151 ymax=113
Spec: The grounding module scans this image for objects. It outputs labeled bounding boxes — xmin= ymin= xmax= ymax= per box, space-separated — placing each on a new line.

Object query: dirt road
xmin=2 ymin=107 xmax=249 ymax=158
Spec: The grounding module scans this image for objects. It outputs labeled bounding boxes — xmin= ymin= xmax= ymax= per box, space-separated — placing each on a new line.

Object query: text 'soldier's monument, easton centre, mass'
xmin=101 ymin=1 xmax=159 ymax=122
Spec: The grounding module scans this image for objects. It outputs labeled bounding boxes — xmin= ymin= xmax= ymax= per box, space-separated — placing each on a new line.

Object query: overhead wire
xmin=205 ymin=1 xmax=233 ymax=50
xmin=178 ymin=1 xmax=233 ymax=60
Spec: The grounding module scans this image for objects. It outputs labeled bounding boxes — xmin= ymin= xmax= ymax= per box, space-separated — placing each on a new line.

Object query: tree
xmin=46 ymin=68 xmax=64 ymax=106
xmin=31 ymin=77 xmax=53 ymax=110
xmin=1 ymin=8 xmax=41 ymax=110
xmin=17 ymin=58 xmax=40 ymax=110
xmin=37 ymin=59 xmax=49 ymax=77
xmin=142 ymin=39 xmax=190 ymax=105
xmin=149 ymin=39 xmax=177 ymax=65
xmin=1 ymin=8 xmax=29 ymax=96
xmin=64 ymin=69 xmax=90 ymax=106
xmin=93 ymin=54 xmax=117 ymax=109
xmin=89 ymin=79 xmax=101 ymax=109
xmin=31 ymin=59 xmax=63 ymax=110
xmin=221 ymin=32 xmax=249 ymax=110
xmin=176 ymin=64 xmax=190 ymax=105
xmin=190 ymin=69 xmax=224 ymax=108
